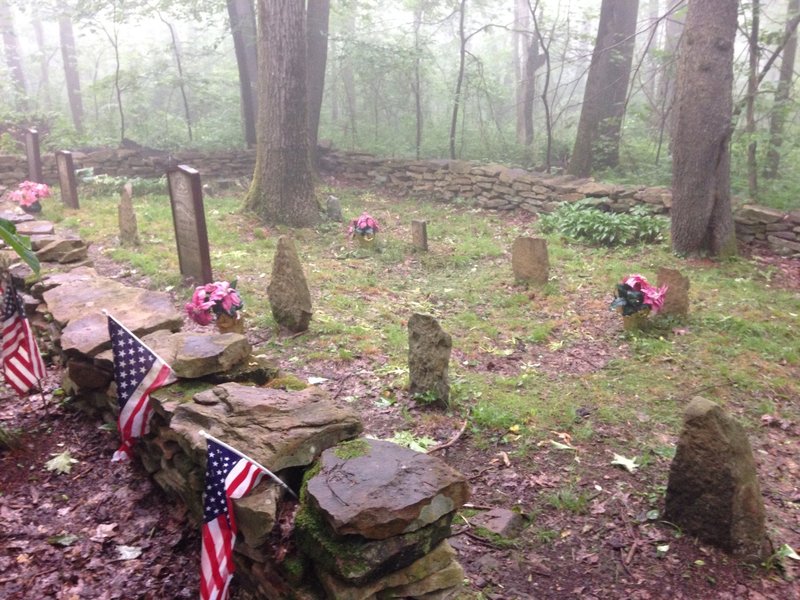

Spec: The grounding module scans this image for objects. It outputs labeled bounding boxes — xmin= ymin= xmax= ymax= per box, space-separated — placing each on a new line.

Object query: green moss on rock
xmin=333 ymin=438 xmax=370 ymax=460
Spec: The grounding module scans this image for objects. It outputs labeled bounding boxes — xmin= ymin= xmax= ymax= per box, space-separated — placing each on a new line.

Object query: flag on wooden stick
xmin=106 ymin=312 xmax=176 ymax=462
xmin=1 ymin=278 xmax=45 ymax=395
xmin=200 ymin=436 xmax=266 ymax=600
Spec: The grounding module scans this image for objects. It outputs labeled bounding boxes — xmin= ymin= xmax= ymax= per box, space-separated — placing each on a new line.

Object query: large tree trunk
xmin=246 ymin=0 xmax=318 ymax=228
xmin=0 ymin=0 xmax=27 ymax=111
xmin=306 ymin=0 xmax=330 ymax=165
xmin=654 ymin=0 xmax=685 ymax=164
xmin=32 ymin=10 xmax=51 ymax=111
xmin=159 ymin=14 xmax=193 ymax=142
xmin=671 ymin=0 xmax=737 ymax=257
xmin=59 ymin=15 xmax=84 ymax=134
xmin=227 ymin=0 xmax=258 ymax=148
xmin=513 ymin=0 xmax=529 ymax=145
xmin=568 ymin=0 xmax=639 ymax=177
xmin=763 ymin=0 xmax=799 ymax=179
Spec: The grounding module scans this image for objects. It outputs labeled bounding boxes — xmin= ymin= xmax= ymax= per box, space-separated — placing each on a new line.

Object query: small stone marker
xmin=118 ymin=182 xmax=140 ymax=247
xmin=412 ymin=219 xmax=428 ymax=251
xmin=56 ymin=150 xmax=79 ymax=209
xmin=511 ymin=236 xmax=549 ymax=285
xmin=326 ymin=195 xmax=343 ymax=222
xmin=167 ymin=165 xmax=212 ymax=283
xmin=665 ymin=397 xmax=768 ymax=562
xmin=408 ymin=313 xmax=452 ymax=406
xmin=25 ymin=128 xmax=43 ymax=183
xmin=267 ymin=235 xmax=313 ymax=332
xmin=472 ymin=507 xmax=524 ymax=539
xmin=657 ymin=267 xmax=690 ymax=317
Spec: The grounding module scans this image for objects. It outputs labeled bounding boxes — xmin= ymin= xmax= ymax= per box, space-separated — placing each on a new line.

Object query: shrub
xmin=538 ymin=200 xmax=667 ymax=246
xmin=76 ymin=169 xmax=166 ymax=197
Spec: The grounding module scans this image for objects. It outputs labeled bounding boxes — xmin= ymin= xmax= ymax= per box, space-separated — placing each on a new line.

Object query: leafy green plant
xmin=76 ymin=169 xmax=167 ymax=196
xmin=538 ymin=200 xmax=667 ymax=246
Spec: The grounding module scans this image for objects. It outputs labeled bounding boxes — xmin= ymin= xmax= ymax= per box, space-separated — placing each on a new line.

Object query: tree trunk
xmin=513 ymin=0 xmax=530 ymax=145
xmin=32 ymin=10 xmax=51 ymax=111
xmin=671 ymin=0 xmax=737 ymax=257
xmin=59 ymin=15 xmax=84 ymax=134
xmin=568 ymin=0 xmax=639 ymax=177
xmin=306 ymin=0 xmax=330 ymax=164
xmin=654 ymin=0 xmax=685 ymax=164
xmin=0 ymin=0 xmax=27 ymax=111
xmin=341 ymin=12 xmax=358 ymax=146
xmin=449 ymin=0 xmax=467 ymax=160
xmin=246 ymin=0 xmax=318 ymax=228
xmin=763 ymin=0 xmax=799 ymax=179
xmin=645 ymin=0 xmax=660 ymax=97
xmin=412 ymin=3 xmax=423 ymax=159
xmin=745 ymin=0 xmax=760 ymax=200
xmin=159 ymin=14 xmax=193 ymax=142
xmin=227 ymin=0 xmax=258 ymax=148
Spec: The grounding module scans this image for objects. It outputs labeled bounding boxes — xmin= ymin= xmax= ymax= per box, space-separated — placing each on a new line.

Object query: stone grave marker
xmin=511 ymin=236 xmax=549 ymax=285
xmin=25 ymin=128 xmax=43 ymax=183
xmin=118 ymin=182 xmax=139 ymax=247
xmin=657 ymin=267 xmax=690 ymax=317
xmin=167 ymin=165 xmax=212 ymax=283
xmin=326 ymin=195 xmax=343 ymax=222
xmin=56 ymin=151 xmax=79 ymax=209
xmin=665 ymin=397 xmax=768 ymax=562
xmin=408 ymin=313 xmax=451 ymax=406
xmin=267 ymin=236 xmax=313 ymax=333
xmin=412 ymin=220 xmax=428 ymax=251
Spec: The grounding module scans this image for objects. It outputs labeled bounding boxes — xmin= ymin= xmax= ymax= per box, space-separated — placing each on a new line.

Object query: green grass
xmin=37 ymin=186 xmax=800 ymax=453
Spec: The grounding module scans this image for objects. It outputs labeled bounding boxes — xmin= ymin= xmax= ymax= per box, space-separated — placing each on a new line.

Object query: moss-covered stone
xmin=295 ymin=500 xmax=453 ymax=586
xmin=333 ymin=438 xmax=370 ymax=460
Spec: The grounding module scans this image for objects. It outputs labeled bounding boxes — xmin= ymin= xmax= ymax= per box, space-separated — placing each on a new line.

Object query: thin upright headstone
xmin=118 ymin=182 xmax=139 ymax=248
xmin=56 ymin=151 xmax=79 ymax=209
xmin=657 ymin=267 xmax=690 ymax=317
xmin=25 ymin=128 xmax=43 ymax=183
xmin=167 ymin=165 xmax=212 ymax=284
xmin=408 ymin=313 xmax=452 ymax=407
xmin=326 ymin=195 xmax=343 ymax=222
xmin=412 ymin=220 xmax=428 ymax=251
xmin=511 ymin=236 xmax=549 ymax=286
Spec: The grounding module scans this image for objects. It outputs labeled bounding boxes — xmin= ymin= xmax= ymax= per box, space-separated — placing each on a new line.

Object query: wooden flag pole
xmin=199 ymin=430 xmax=298 ymax=499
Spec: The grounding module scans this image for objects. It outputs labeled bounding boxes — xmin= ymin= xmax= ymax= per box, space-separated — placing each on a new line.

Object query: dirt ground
xmin=1 ymin=242 xmax=798 ymax=600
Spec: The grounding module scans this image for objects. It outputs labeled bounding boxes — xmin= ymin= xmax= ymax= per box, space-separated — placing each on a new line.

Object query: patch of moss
xmin=298 ymin=460 xmax=322 ymax=504
xmin=280 ymin=553 xmax=308 ymax=586
xmin=265 ymin=374 xmax=307 ymax=391
xmin=333 ymin=438 xmax=370 ymax=460
xmin=151 ymin=379 xmax=214 ymax=404
xmin=471 ymin=526 xmax=520 ymax=549
xmin=294 ymin=501 xmax=371 ymax=576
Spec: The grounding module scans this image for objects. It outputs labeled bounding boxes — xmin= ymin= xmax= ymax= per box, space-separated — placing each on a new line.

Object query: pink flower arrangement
xmin=185 ymin=280 xmax=243 ymax=326
xmin=348 ymin=212 xmax=380 ymax=239
xmin=612 ymin=274 xmax=667 ymax=314
xmin=9 ymin=181 xmax=51 ymax=207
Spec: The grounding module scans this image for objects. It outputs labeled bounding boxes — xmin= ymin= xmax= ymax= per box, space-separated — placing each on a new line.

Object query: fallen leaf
xmin=307 ymin=376 xmax=328 ymax=385
xmin=611 ymin=453 xmax=639 ymax=473
xmin=549 ymin=440 xmax=576 ymax=451
xmin=499 ymin=451 xmax=511 ymax=467
xmin=91 ymin=523 xmax=118 ymax=542
xmin=48 ymin=533 xmax=79 ymax=547
xmin=778 ymin=543 xmax=800 ymax=561
xmin=44 ymin=451 xmax=79 ymax=475
xmin=115 ymin=545 xmax=142 ymax=560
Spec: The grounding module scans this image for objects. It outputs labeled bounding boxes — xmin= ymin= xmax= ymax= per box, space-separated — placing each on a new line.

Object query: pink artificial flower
xmin=185 ymin=302 xmax=214 ymax=325
xmin=621 ymin=274 xmax=668 ymax=315
xmin=219 ymin=288 xmax=241 ymax=314
xmin=10 ymin=181 xmax=51 ymax=206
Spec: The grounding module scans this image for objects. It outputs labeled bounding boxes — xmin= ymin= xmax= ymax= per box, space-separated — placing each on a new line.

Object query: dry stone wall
xmin=1 ymin=147 xmax=798 ymax=255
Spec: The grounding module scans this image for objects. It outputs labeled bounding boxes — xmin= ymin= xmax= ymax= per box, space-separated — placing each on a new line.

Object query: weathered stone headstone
xmin=118 ymin=182 xmax=140 ymax=247
xmin=408 ymin=313 xmax=451 ymax=405
xmin=326 ymin=195 xmax=343 ymax=222
xmin=412 ymin=219 xmax=428 ymax=251
xmin=657 ymin=267 xmax=690 ymax=317
xmin=267 ymin=236 xmax=313 ymax=332
xmin=167 ymin=165 xmax=212 ymax=283
xmin=665 ymin=397 xmax=768 ymax=562
xmin=55 ymin=150 xmax=79 ymax=208
xmin=25 ymin=128 xmax=43 ymax=183
xmin=511 ymin=236 xmax=549 ymax=285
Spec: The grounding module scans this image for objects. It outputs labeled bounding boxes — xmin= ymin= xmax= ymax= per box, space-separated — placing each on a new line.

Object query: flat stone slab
xmin=42 ymin=269 xmax=182 ymax=356
xmin=167 ymin=383 xmax=362 ymax=473
xmin=15 ymin=220 xmax=55 ymax=236
xmin=307 ymin=438 xmax=469 ymax=540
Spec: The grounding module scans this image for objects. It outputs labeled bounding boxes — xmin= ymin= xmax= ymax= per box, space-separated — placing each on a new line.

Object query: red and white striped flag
xmin=107 ymin=313 xmax=176 ymax=462
xmin=1 ymin=278 xmax=46 ymax=395
xmin=201 ymin=438 xmax=264 ymax=600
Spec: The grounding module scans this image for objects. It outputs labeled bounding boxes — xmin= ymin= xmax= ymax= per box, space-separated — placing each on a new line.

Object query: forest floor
xmin=1 ymin=189 xmax=799 ymax=599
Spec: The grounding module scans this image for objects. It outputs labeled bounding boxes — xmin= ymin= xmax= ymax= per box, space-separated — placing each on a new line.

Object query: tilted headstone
xmin=326 ymin=195 xmax=343 ymax=222
xmin=167 ymin=165 xmax=212 ymax=284
xmin=267 ymin=235 xmax=313 ymax=333
xmin=56 ymin=151 xmax=79 ymax=209
xmin=408 ymin=313 xmax=451 ymax=406
xmin=118 ymin=182 xmax=140 ymax=248
xmin=25 ymin=128 xmax=43 ymax=183
xmin=657 ymin=267 xmax=690 ymax=317
xmin=511 ymin=236 xmax=549 ymax=285
xmin=412 ymin=220 xmax=428 ymax=251
xmin=665 ymin=397 xmax=768 ymax=562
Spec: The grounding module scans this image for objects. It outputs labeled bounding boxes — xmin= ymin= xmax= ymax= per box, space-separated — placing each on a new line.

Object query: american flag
xmin=1 ymin=278 xmax=46 ymax=395
xmin=107 ymin=314 xmax=176 ymax=462
xmin=201 ymin=438 xmax=264 ymax=600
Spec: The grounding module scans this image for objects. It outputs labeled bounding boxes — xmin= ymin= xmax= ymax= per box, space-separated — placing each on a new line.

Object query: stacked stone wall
xmin=1 ymin=147 xmax=798 ymax=255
